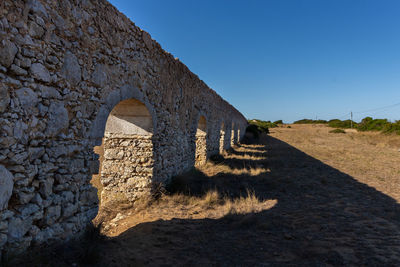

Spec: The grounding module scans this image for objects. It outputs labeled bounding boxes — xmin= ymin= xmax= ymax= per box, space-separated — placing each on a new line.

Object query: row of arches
xmin=93 ymin=97 xmax=244 ymax=206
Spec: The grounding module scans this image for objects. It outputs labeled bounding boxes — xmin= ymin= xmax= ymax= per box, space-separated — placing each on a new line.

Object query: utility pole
xmin=350 ymin=111 xmax=353 ymax=129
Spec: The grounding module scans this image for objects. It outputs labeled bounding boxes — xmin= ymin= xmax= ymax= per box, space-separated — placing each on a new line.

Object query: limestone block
xmin=91 ymin=64 xmax=108 ymax=86
xmin=28 ymin=21 xmax=45 ymax=38
xmin=18 ymin=203 xmax=40 ymax=218
xmin=39 ymin=177 xmax=54 ymax=199
xmin=26 ymin=0 xmax=48 ymax=18
xmin=39 ymin=85 xmax=61 ymax=99
xmin=10 ymin=64 xmax=27 ymax=76
xmin=45 ymin=101 xmax=69 ymax=137
xmin=44 ymin=205 xmax=61 ymax=225
xmin=0 ymin=39 xmax=18 ymax=68
xmin=61 ymin=51 xmax=81 ymax=86
xmin=0 ymin=83 xmax=9 ymax=112
xmin=7 ymin=216 xmax=33 ymax=242
xmin=17 ymin=191 xmax=35 ymax=205
xmin=28 ymin=147 xmax=45 ymax=161
xmin=15 ymin=87 xmax=38 ymax=111
xmin=30 ymin=63 xmax=51 ymax=83
xmin=0 ymin=165 xmax=14 ymax=210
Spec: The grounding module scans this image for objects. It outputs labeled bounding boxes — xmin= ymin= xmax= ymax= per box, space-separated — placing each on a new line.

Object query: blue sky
xmin=108 ymin=0 xmax=400 ymax=123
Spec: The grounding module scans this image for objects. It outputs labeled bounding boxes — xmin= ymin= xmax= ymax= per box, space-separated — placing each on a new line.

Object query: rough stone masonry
xmin=0 ymin=0 xmax=247 ymax=254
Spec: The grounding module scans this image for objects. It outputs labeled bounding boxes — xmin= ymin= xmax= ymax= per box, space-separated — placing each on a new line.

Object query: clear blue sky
xmin=108 ymin=0 xmax=400 ymax=123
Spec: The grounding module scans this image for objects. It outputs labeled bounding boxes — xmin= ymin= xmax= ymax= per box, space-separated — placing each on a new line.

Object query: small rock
xmin=0 ymin=165 xmax=14 ymax=210
xmin=28 ymin=21 xmax=45 ymax=38
xmin=0 ymin=83 xmax=10 ymax=112
xmin=27 ymin=0 xmax=48 ymax=18
xmin=39 ymin=85 xmax=61 ymax=99
xmin=44 ymin=205 xmax=61 ymax=224
xmin=39 ymin=177 xmax=54 ymax=199
xmin=10 ymin=64 xmax=28 ymax=76
xmin=0 ymin=39 xmax=18 ymax=68
xmin=28 ymin=147 xmax=45 ymax=161
xmin=7 ymin=216 xmax=33 ymax=242
xmin=30 ymin=63 xmax=51 ymax=82
xmin=18 ymin=203 xmax=40 ymax=218
xmin=45 ymin=101 xmax=69 ymax=137
xmin=15 ymin=87 xmax=38 ymax=111
xmin=91 ymin=64 xmax=108 ymax=86
xmin=61 ymin=51 xmax=81 ymax=86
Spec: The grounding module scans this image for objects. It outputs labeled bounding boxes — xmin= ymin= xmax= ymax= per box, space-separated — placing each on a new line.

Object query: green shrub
xmin=328 ymin=119 xmax=356 ymax=129
xmin=382 ymin=120 xmax=400 ymax=135
xmin=329 ymin=128 xmax=346 ymax=134
xmin=247 ymin=119 xmax=277 ymax=137
xmin=293 ymin=119 xmax=327 ymax=124
xmin=273 ymin=120 xmax=283 ymax=124
xmin=357 ymin=117 xmax=391 ymax=132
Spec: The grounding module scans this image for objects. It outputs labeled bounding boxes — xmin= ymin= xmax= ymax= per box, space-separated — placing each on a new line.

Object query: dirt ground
xmin=11 ymin=124 xmax=400 ymax=266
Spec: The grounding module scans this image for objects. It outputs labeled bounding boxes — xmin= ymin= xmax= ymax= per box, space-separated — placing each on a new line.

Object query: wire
xmin=353 ymin=102 xmax=400 ymax=115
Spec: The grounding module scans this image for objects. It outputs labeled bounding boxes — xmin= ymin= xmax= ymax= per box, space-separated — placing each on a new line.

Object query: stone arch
xmin=219 ymin=122 xmax=225 ymax=154
xmin=89 ymin=85 xmax=157 ymax=146
xmin=90 ymin=87 xmax=157 ymax=207
xmin=195 ymin=115 xmax=207 ymax=167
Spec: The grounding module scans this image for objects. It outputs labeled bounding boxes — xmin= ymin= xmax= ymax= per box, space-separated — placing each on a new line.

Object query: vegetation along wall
xmin=0 ymin=0 xmax=247 ymax=255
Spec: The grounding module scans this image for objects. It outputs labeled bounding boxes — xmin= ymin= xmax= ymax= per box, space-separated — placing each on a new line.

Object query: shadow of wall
xmin=97 ymin=134 xmax=400 ymax=266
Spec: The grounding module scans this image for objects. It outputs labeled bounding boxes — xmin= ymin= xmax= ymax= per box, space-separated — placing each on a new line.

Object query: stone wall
xmin=0 ymin=0 xmax=247 ymax=254
xmin=101 ymin=133 xmax=153 ymax=204
xmin=195 ymin=133 xmax=207 ymax=167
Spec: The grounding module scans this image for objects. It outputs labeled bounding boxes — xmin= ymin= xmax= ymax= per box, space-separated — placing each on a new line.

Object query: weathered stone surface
xmin=30 ymin=63 xmax=51 ymax=83
xmin=10 ymin=64 xmax=28 ymax=76
xmin=27 ymin=0 xmax=48 ymax=18
xmin=15 ymin=87 xmax=38 ymax=112
xmin=0 ymin=83 xmax=10 ymax=112
xmin=91 ymin=64 xmax=108 ymax=87
xmin=7 ymin=217 xmax=32 ymax=242
xmin=45 ymin=102 xmax=69 ymax=136
xmin=39 ymin=177 xmax=54 ymax=199
xmin=0 ymin=0 xmax=247 ymax=255
xmin=44 ymin=205 xmax=61 ymax=225
xmin=28 ymin=147 xmax=45 ymax=161
xmin=39 ymin=85 xmax=61 ymax=99
xmin=61 ymin=51 xmax=81 ymax=86
xmin=0 ymin=40 xmax=18 ymax=68
xmin=0 ymin=165 xmax=13 ymax=210
xmin=28 ymin=21 xmax=45 ymax=38
xmin=142 ymin=31 xmax=153 ymax=50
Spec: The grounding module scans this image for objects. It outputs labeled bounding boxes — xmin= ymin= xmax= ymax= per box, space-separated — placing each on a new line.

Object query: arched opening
xmin=219 ymin=122 xmax=225 ymax=154
xmin=195 ymin=116 xmax=207 ymax=167
xmin=92 ymin=98 xmax=154 ymax=207
xmin=230 ymin=122 xmax=236 ymax=147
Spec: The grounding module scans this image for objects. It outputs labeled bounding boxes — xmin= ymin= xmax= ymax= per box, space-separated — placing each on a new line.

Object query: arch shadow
xmin=95 ymin=134 xmax=400 ymax=266
xmin=12 ymin=133 xmax=400 ymax=266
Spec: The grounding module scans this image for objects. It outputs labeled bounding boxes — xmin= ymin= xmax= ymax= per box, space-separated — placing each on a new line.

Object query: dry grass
xmin=95 ymin=144 xmax=278 ymax=237
xmin=270 ymin=124 xmax=400 ymax=201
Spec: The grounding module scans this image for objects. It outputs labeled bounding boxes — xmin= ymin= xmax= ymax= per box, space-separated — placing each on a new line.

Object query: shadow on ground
xmin=10 ymin=135 xmax=400 ymax=266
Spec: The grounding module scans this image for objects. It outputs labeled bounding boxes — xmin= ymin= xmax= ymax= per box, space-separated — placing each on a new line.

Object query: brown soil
xmin=11 ymin=124 xmax=400 ymax=266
